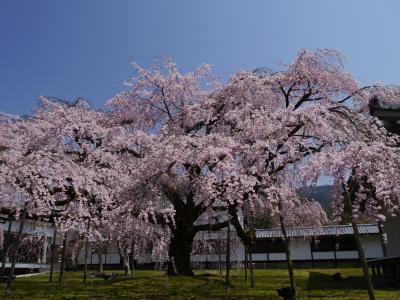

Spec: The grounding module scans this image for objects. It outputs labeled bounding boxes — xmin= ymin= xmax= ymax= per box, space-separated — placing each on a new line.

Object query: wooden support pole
xmin=244 ymin=245 xmax=248 ymax=285
xmin=83 ymin=221 xmax=90 ymax=283
xmin=344 ymin=184 xmax=375 ymax=300
xmin=279 ymin=200 xmax=296 ymax=300
xmin=378 ymin=222 xmax=387 ymax=257
xmin=98 ymin=240 xmax=103 ymax=273
xmin=249 ymin=246 xmax=255 ymax=288
xmin=225 ymin=224 xmax=231 ymax=293
xmin=130 ymin=238 xmax=135 ymax=278
xmin=104 ymin=239 xmax=109 ymax=267
xmin=58 ymin=233 xmax=67 ymax=286
xmin=218 ymin=239 xmax=222 ymax=276
xmin=49 ymin=226 xmax=57 ymax=282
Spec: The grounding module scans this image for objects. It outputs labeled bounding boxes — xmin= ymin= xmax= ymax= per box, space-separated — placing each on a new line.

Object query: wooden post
xmin=310 ymin=240 xmax=314 ymax=268
xmin=377 ymin=265 xmax=382 ymax=277
xmin=0 ymin=217 xmax=13 ymax=279
xmin=5 ymin=209 xmax=27 ymax=294
xmin=90 ymin=247 xmax=93 ymax=268
xmin=351 ymin=218 xmax=375 ymax=300
xmin=104 ymin=239 xmax=109 ymax=267
xmin=83 ymin=221 xmax=90 ymax=283
xmin=333 ymin=238 xmax=338 ymax=268
xmin=49 ymin=226 xmax=57 ymax=282
xmin=279 ymin=201 xmax=296 ymax=300
xmin=225 ymin=224 xmax=231 ymax=293
xmin=244 ymin=245 xmax=248 ymax=285
xmin=83 ymin=236 xmax=89 ymax=283
xmin=344 ymin=185 xmax=375 ymax=300
xmin=249 ymin=246 xmax=255 ymax=288
xmin=218 ymin=239 xmax=222 ymax=276
xmin=130 ymin=238 xmax=135 ymax=278
xmin=98 ymin=240 xmax=103 ymax=273
xmin=378 ymin=222 xmax=387 ymax=257
xmin=58 ymin=233 xmax=67 ymax=286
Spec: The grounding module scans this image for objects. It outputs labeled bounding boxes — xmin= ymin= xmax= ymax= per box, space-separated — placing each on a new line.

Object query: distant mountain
xmin=297 ymin=185 xmax=334 ymax=209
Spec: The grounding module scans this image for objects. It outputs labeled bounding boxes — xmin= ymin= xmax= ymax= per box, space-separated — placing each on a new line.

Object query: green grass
xmin=2 ymin=268 xmax=400 ymax=299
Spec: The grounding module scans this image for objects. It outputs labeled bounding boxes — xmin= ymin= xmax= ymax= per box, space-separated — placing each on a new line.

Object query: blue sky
xmin=1 ymin=0 xmax=400 ymax=115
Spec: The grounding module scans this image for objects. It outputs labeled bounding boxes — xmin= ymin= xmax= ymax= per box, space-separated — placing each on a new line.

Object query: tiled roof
xmin=256 ymin=224 xmax=379 ymax=239
xmin=369 ymin=98 xmax=400 ymax=111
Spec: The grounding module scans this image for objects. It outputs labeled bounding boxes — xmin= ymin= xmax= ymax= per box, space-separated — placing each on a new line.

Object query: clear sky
xmin=1 ymin=0 xmax=400 ymax=115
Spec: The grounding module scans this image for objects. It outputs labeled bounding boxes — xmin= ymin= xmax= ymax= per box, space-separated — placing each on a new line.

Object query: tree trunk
xmin=345 ymin=190 xmax=375 ymax=300
xmin=0 ymin=217 xmax=13 ymax=280
xmin=49 ymin=226 xmax=57 ymax=282
xmin=225 ymin=225 xmax=231 ymax=293
xmin=249 ymin=246 xmax=255 ymax=288
xmin=167 ymin=225 xmax=195 ymax=276
xmin=5 ymin=209 xmax=27 ymax=294
xmin=58 ymin=234 xmax=67 ymax=286
xmin=117 ymin=240 xmax=130 ymax=275
xmin=280 ymin=214 xmax=296 ymax=300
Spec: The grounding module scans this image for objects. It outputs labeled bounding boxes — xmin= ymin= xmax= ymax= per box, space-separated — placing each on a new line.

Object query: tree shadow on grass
xmin=135 ymin=273 xmax=228 ymax=300
xmin=306 ymin=272 xmax=366 ymax=291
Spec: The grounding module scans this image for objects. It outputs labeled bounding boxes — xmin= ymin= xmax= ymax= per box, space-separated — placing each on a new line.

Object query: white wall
xmin=361 ymin=235 xmax=383 ymax=258
xmin=74 ymin=234 xmax=384 ymax=265
xmin=313 ymin=251 xmax=335 ymax=260
xmin=336 ymin=251 xmax=358 ymax=259
xmin=291 ymin=240 xmax=312 ymax=260
xmin=190 ymin=234 xmax=383 ymax=262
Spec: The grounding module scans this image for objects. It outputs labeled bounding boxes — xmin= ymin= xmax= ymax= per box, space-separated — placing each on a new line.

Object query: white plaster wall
xmin=361 ymin=235 xmax=383 ymax=258
xmin=269 ymin=253 xmax=286 ymax=260
xmin=336 ymin=251 xmax=358 ymax=259
xmin=74 ymin=234 xmax=384 ymax=265
xmin=291 ymin=240 xmax=312 ymax=260
xmin=252 ymin=253 xmax=270 ymax=261
xmin=313 ymin=251 xmax=335 ymax=260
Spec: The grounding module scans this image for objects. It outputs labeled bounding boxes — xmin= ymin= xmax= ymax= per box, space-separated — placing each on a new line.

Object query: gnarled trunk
xmin=167 ymin=223 xmax=195 ymax=276
xmin=117 ymin=241 xmax=130 ymax=275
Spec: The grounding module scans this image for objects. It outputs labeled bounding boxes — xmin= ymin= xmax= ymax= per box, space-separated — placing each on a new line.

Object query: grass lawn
xmin=2 ymin=268 xmax=400 ymax=299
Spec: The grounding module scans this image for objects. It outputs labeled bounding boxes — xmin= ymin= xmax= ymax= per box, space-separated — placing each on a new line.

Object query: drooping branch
xmin=194 ymin=219 xmax=230 ymax=233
